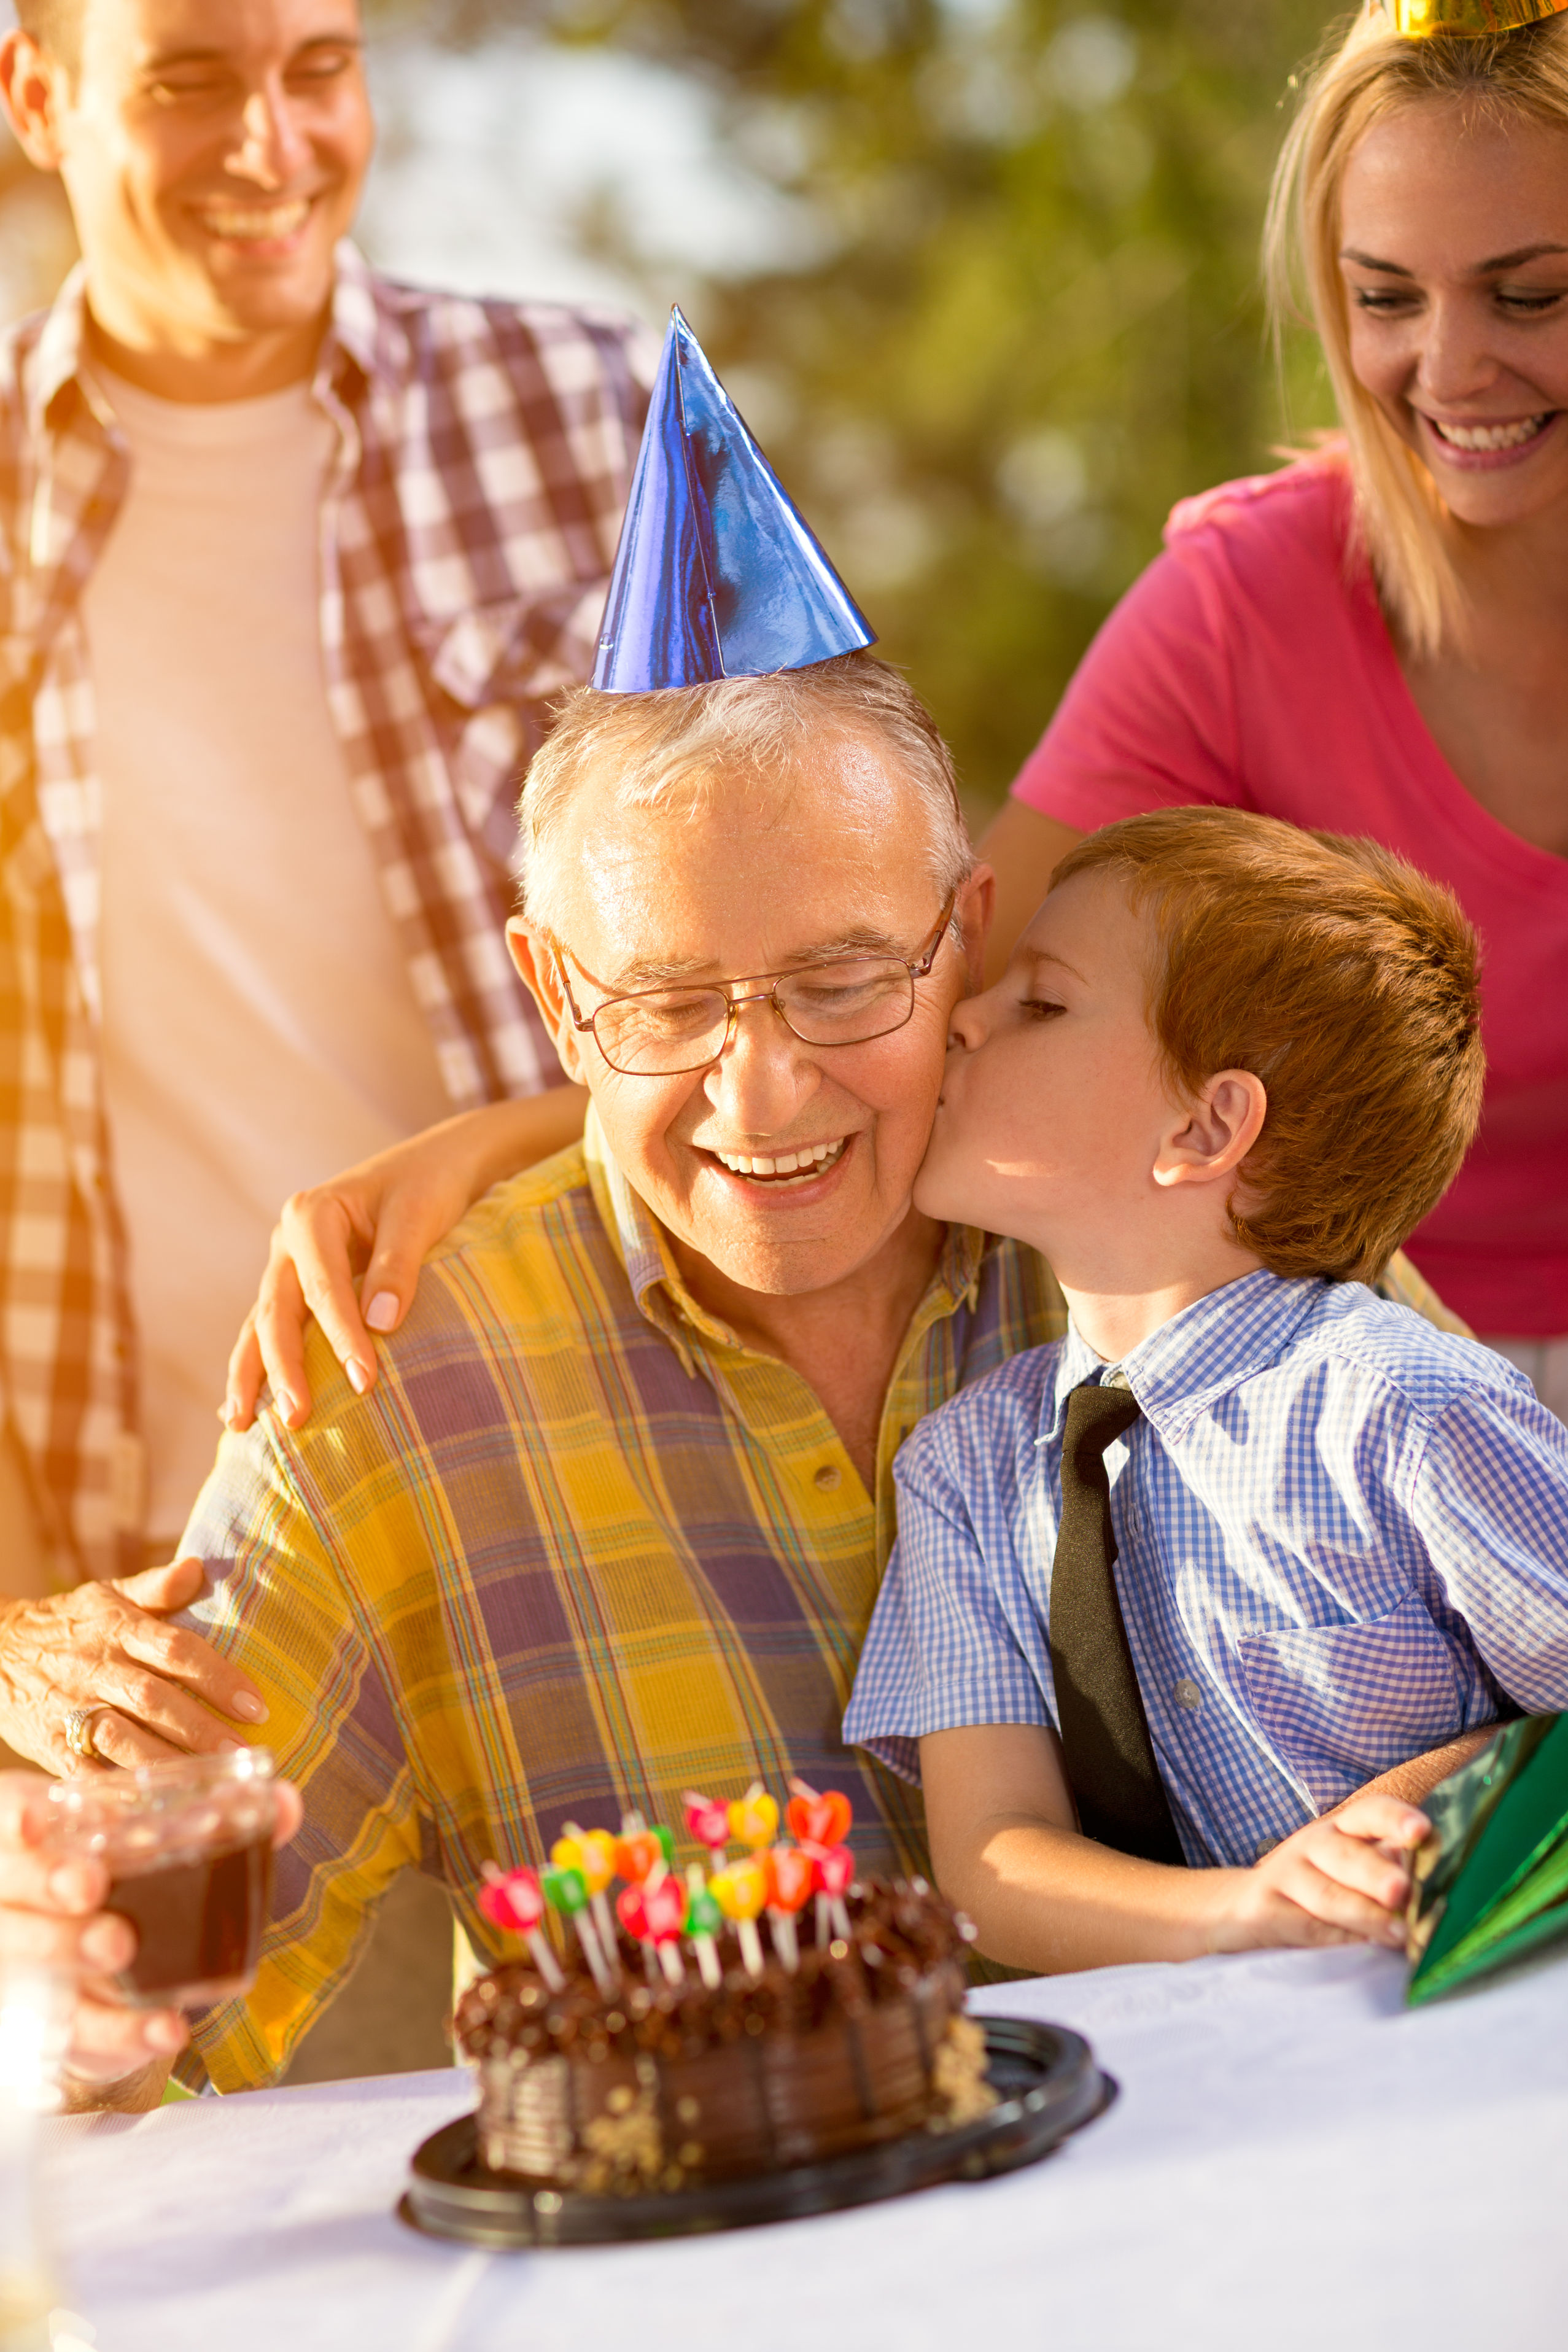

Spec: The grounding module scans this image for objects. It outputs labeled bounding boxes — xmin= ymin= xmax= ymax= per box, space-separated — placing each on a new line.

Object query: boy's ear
xmin=1152 ymin=1069 xmax=1267 ymax=1192
xmin=506 ymin=919 xmax=586 ymax=1085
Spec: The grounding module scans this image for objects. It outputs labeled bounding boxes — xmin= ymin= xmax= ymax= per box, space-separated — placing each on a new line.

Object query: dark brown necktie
xmin=1048 ymin=1379 xmax=1186 ymax=1866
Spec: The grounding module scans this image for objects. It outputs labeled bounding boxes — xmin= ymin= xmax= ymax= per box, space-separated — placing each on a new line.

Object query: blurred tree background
xmin=0 ymin=0 xmax=1346 ymax=814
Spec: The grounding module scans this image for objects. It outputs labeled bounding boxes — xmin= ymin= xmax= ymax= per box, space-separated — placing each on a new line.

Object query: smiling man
xmin=0 ymin=0 xmax=643 ymax=1770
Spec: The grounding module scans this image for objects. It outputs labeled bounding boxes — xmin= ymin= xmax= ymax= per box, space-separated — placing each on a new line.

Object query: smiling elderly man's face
xmin=513 ymin=729 xmax=987 ymax=1298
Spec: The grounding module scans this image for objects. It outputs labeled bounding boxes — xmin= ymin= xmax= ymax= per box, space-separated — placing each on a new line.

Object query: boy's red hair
xmin=1051 ymin=809 xmax=1485 ymax=1284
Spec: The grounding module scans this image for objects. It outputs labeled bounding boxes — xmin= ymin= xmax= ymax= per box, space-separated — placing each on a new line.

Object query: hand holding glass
xmin=42 ymin=1752 xmax=278 ymax=2011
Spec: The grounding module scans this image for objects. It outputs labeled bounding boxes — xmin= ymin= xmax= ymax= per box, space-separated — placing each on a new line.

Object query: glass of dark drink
xmin=44 ymin=1750 xmax=278 ymax=2011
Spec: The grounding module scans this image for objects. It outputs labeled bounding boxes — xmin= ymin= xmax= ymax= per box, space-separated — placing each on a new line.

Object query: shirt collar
xmin=31 ymin=242 xmax=392 ymax=431
xmin=1044 ymin=1268 xmax=1326 ymax=1446
xmin=35 ymin=265 xmax=93 ymax=424
xmin=581 ymin=1101 xmax=988 ymax=1371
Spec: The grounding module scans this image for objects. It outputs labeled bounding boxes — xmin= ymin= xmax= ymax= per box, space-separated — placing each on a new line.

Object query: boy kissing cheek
xmin=847 ymin=809 xmax=1568 ymax=1979
xmin=915 ymin=866 xmax=1266 ymax=1349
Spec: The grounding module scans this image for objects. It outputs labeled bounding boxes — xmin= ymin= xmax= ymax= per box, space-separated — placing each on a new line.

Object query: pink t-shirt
xmin=1011 ymin=451 xmax=1568 ymax=1338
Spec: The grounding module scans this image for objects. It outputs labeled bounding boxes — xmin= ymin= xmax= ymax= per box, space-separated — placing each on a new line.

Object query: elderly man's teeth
xmin=713 ymin=1138 xmax=847 ymax=1179
xmin=198 ymin=200 xmax=311 ymax=241
xmin=1432 ymin=414 xmax=1548 ymax=451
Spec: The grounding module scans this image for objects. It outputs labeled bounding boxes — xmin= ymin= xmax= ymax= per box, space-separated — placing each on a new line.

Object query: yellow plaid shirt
xmin=178 ymin=1112 xmax=1456 ymax=2092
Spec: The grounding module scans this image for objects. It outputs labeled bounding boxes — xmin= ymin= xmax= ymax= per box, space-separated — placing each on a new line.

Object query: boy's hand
xmin=1211 ymin=1792 xmax=1429 ymax=1955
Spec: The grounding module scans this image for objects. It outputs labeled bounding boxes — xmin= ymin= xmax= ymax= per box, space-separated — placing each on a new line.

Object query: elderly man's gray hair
xmin=517 ymin=652 xmax=972 ymax=936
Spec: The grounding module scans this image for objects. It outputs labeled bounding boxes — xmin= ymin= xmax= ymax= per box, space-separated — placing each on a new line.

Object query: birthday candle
xmin=615 ymin=1823 xmax=671 ymax=1888
xmin=640 ymin=1868 xmax=689 ymax=1988
xmin=684 ymin=1864 xmax=724 ymax=1989
xmin=728 ymin=1783 xmax=779 ymax=1853
xmin=682 ymin=1790 xmax=732 ymax=1866
xmin=554 ymin=1825 xmax=618 ymax=1961
xmin=478 ymin=1861 xmax=565 ymax=1992
xmin=809 ymin=1842 xmax=855 ymax=1946
xmin=785 ymin=1777 xmax=853 ymax=1851
xmin=541 ymin=1861 xmax=617 ymax=1996
xmin=710 ymin=1855 xmax=768 ymax=1977
xmin=761 ymin=1843 xmax=813 ymax=1973
xmin=615 ymin=1879 xmax=658 ymax=1984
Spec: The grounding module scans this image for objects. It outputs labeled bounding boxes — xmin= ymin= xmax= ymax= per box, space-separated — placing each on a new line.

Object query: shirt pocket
xmin=1236 ymin=1592 xmax=1461 ymax=1814
xmin=411 ymin=592 xmax=597 ymax=855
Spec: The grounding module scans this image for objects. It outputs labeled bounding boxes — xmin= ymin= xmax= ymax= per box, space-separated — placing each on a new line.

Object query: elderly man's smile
xmin=704 ymin=1135 xmax=852 ymax=1186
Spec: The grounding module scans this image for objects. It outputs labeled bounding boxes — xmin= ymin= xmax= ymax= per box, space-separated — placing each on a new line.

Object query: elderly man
xmin=6 ymin=317 xmax=1476 ymax=2109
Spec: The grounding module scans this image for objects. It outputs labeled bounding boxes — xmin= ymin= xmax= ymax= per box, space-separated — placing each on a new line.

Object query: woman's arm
xmin=974 ymin=804 xmax=1085 ymax=985
xmin=921 ymin=1722 xmax=1425 ymax=1975
xmin=225 ymin=1086 xmax=588 ymax=1429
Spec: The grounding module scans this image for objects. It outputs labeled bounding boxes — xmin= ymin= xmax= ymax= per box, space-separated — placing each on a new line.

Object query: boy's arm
xmin=922 ymin=1723 xmax=1426 ymax=1976
xmin=1343 ymin=1725 xmax=1499 ymax=1811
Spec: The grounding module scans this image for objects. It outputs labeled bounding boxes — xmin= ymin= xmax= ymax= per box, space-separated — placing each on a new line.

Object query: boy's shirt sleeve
xmin=1411 ymin=1380 xmax=1568 ymax=1712
xmin=844 ymin=1411 xmax=1052 ymax=1783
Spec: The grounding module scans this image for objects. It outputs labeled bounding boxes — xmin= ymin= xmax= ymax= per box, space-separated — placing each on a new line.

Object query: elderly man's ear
xmin=506 ymin=920 xmax=586 ymax=1084
xmin=956 ymin=864 xmax=996 ymax=994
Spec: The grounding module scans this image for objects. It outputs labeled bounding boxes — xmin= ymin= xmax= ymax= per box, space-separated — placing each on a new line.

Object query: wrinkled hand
xmin=1211 ymin=1792 xmax=1429 ymax=1955
xmin=0 ymin=1560 xmax=267 ymax=1775
xmin=0 ymin=1771 xmax=303 ymax=2100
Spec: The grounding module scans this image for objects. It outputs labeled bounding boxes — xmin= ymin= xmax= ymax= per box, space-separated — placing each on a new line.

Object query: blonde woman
xmin=987 ymin=0 xmax=1568 ymax=1405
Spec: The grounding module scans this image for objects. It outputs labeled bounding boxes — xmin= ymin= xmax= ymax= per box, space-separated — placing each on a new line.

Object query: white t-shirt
xmin=84 ymin=373 xmax=451 ymax=1537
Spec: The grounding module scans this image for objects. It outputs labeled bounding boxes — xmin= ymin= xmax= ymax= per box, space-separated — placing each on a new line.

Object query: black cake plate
xmin=397 ymin=2016 xmax=1115 ymax=2248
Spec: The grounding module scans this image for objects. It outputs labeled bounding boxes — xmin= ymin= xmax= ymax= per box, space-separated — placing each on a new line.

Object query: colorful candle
xmin=541 ymin=1861 xmax=617 ymax=1996
xmin=682 ymin=1791 xmax=731 ymax=1864
xmin=684 ymin=1865 xmax=724 ymax=1989
xmin=553 ymin=1826 xmax=618 ymax=1962
xmin=615 ymin=1824 xmax=671 ymax=1887
xmin=785 ymin=1778 xmax=853 ymax=1851
xmin=810 ymin=1842 xmax=855 ymax=1946
xmin=728 ymin=1784 xmax=779 ymax=1852
xmin=615 ymin=1879 xmax=658 ymax=1983
xmin=710 ymin=1855 xmax=769 ymax=1978
xmin=762 ymin=1842 xmax=813 ymax=1973
xmin=478 ymin=1861 xmax=565 ymax=1992
xmin=641 ymin=1869 xmax=689 ymax=1988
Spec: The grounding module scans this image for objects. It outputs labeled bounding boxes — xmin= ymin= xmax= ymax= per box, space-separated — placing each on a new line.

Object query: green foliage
xmin=407 ymin=0 xmax=1341 ymax=807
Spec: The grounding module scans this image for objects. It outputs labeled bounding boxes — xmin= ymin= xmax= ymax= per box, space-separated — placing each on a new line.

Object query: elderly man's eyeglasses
xmin=551 ymin=893 xmax=959 ymax=1077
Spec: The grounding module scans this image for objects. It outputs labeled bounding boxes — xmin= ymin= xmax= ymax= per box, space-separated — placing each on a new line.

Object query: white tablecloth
xmin=49 ymin=1942 xmax=1568 ymax=2352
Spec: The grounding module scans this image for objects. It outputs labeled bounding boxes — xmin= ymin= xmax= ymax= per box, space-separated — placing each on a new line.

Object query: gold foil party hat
xmin=1380 ymin=0 xmax=1568 ymax=34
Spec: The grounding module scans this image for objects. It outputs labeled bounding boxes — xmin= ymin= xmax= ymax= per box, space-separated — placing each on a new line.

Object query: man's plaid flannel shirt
xmin=0 ymin=246 xmax=650 ymax=1584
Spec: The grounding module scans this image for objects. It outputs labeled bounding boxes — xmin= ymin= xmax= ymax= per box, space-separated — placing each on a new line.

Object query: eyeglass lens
xmin=592 ymin=957 xmax=917 ymax=1075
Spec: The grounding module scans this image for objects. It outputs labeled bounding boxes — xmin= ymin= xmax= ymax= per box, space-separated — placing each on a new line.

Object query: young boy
xmin=844 ymin=808 xmax=1568 ymax=1976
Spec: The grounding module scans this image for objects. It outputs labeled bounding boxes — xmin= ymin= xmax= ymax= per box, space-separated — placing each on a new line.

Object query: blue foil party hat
xmin=594 ymin=308 xmax=876 ymax=693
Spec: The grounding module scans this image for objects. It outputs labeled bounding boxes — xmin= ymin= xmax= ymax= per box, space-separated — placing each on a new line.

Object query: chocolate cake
xmin=455 ymin=1876 xmax=996 ymax=2194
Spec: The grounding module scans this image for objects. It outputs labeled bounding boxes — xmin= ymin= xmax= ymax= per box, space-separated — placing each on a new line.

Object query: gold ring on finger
xmin=62 ymin=1704 xmax=109 ymax=1765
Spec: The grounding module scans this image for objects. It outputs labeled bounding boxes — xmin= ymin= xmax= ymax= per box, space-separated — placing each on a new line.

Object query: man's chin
xmin=678 ymin=1225 xmax=875 ymax=1301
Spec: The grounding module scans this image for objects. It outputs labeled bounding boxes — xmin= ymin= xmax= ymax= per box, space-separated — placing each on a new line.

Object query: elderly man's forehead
xmin=555 ymin=752 xmax=944 ymax=988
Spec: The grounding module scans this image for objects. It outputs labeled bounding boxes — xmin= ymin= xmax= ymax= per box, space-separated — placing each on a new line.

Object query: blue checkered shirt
xmin=844 ymin=1271 xmax=1568 ymax=1866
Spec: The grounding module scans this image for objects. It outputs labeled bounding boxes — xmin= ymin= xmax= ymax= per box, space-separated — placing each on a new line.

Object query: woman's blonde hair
xmin=1265 ymin=9 xmax=1568 ymax=656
